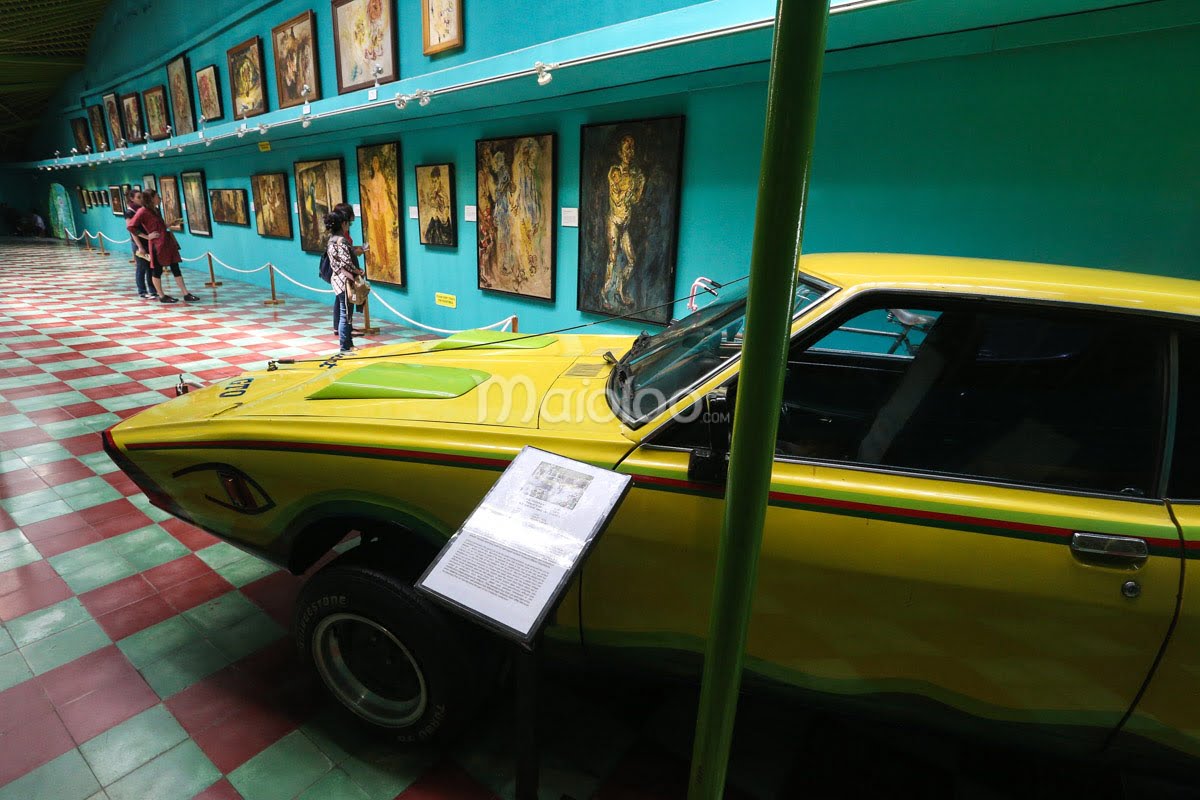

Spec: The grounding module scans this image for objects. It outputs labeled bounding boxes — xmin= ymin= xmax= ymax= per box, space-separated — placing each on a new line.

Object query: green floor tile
xmin=339 ymin=747 xmax=436 ymax=800
xmin=20 ymin=619 xmax=110 ymax=674
xmin=10 ymin=500 xmax=76 ymax=527
xmin=0 ymin=748 xmax=101 ymax=800
xmin=52 ymin=475 xmax=116 ymax=499
xmin=63 ymin=484 xmax=124 ymax=512
xmin=60 ymin=556 xmax=138 ymax=595
xmin=125 ymin=538 xmax=190 ymax=571
xmin=298 ymin=768 xmax=372 ymax=800
xmin=13 ymin=442 xmax=72 ymax=463
xmin=12 ymin=391 xmax=88 ymax=412
xmin=8 ymin=597 xmax=91 ymax=647
xmin=78 ymin=451 xmax=119 ymax=475
xmin=49 ymin=540 xmax=118 ymax=574
xmin=0 ymin=626 xmax=14 ymax=656
xmin=229 ymin=730 xmax=332 ymax=800
xmin=66 ymin=373 xmax=134 ymax=390
xmin=0 ymin=413 xmax=33 ymax=432
xmin=183 ymin=590 xmax=258 ymax=632
xmin=110 ymin=525 xmax=173 ymax=552
xmin=117 ymin=615 xmax=205 ymax=669
xmin=0 ymin=528 xmax=31 ymax=553
xmin=0 ymin=486 xmax=62 ymax=513
xmin=215 ymin=555 xmax=279 ymax=587
xmin=0 ymin=649 xmax=32 ymax=691
xmin=140 ymin=638 xmax=231 ymax=698
xmin=105 ymin=740 xmax=220 ymax=800
xmin=208 ymin=610 xmax=285 ymax=662
xmin=80 ymin=704 xmax=188 ymax=786
xmin=41 ymin=419 xmax=99 ymax=439
xmin=0 ymin=542 xmax=42 ymax=573
xmin=195 ymin=541 xmax=249 ymax=570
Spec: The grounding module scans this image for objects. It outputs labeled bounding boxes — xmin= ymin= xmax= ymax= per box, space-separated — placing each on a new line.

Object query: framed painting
xmin=76 ymin=186 xmax=88 ymax=209
xmin=120 ymin=184 xmax=132 ymax=208
xmin=577 ymin=116 xmax=684 ymax=324
xmin=356 ymin=142 xmax=404 ymax=287
xmin=422 ymin=0 xmax=463 ymax=56
xmin=331 ymin=0 xmax=397 ymax=94
xmin=102 ymin=93 xmax=124 ymax=146
xmin=160 ymin=175 xmax=184 ymax=232
xmin=272 ymin=11 xmax=320 ymax=109
xmin=251 ymin=172 xmax=293 ymax=239
xmin=166 ymin=54 xmax=196 ymax=135
xmin=227 ymin=37 xmax=267 ymax=119
xmin=415 ymin=163 xmax=456 ymax=247
xmin=181 ymin=170 xmax=212 ymax=237
xmin=108 ymin=185 xmax=124 ymax=216
xmin=87 ymin=190 xmax=96 ymax=206
xmin=143 ymin=85 xmax=171 ymax=140
xmin=195 ymin=65 xmax=223 ymax=122
xmin=210 ymin=188 xmax=250 ymax=226
xmin=69 ymin=118 xmax=91 ymax=154
xmin=143 ymin=174 xmax=157 ymax=193
xmin=293 ymin=157 xmax=345 ymax=253
xmin=475 ymin=133 xmax=556 ymax=301
xmin=120 ymin=92 xmax=145 ymax=143
xmin=87 ymin=106 xmax=108 ymax=152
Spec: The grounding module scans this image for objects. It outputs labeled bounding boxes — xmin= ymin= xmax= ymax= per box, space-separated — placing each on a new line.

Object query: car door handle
xmin=1070 ymin=532 xmax=1148 ymax=562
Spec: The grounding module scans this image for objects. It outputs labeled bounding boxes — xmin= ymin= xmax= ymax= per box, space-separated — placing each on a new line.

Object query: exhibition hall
xmin=0 ymin=0 xmax=1197 ymax=797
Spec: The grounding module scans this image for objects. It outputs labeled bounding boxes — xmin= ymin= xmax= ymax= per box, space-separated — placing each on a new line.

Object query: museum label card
xmin=417 ymin=447 xmax=631 ymax=647
xmin=560 ymin=207 xmax=578 ymax=227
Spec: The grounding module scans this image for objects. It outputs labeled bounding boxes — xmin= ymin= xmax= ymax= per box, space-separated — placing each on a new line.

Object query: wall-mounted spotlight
xmin=257 ymin=123 xmax=268 ymax=135
xmin=394 ymin=92 xmax=408 ymax=110
xmin=534 ymin=61 xmax=557 ymax=86
xmin=236 ymin=123 xmax=248 ymax=138
xmin=372 ymin=63 xmax=383 ymax=88
xmin=416 ymin=89 xmax=431 ymax=107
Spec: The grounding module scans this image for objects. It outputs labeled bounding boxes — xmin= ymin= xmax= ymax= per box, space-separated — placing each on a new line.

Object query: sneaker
xmin=183 ymin=293 xmax=199 ymax=302
xmin=339 ymin=347 xmax=356 ymax=354
xmin=139 ymin=293 xmax=155 ymax=299
xmin=160 ymin=295 xmax=178 ymax=303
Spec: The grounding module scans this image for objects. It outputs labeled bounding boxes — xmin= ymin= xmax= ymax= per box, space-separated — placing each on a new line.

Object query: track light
xmin=417 ymin=90 xmax=431 ymax=107
xmin=257 ymin=123 xmax=268 ymax=135
xmin=394 ymin=93 xmax=408 ymax=110
xmin=534 ymin=61 xmax=557 ymax=86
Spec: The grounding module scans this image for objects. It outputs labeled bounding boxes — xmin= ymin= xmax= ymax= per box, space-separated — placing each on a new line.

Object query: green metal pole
xmin=687 ymin=0 xmax=829 ymax=797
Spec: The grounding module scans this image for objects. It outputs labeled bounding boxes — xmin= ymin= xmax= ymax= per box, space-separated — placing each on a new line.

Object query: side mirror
xmin=687 ymin=392 xmax=731 ymax=484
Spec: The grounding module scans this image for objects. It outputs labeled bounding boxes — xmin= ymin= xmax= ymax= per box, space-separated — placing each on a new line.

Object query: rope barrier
xmin=269 ymin=264 xmax=334 ymax=294
xmin=209 ymin=254 xmax=271 ymax=274
xmin=370 ymin=292 xmax=514 ymax=334
xmin=179 ymin=254 xmax=209 ymax=262
xmin=98 ymin=232 xmax=131 ymax=244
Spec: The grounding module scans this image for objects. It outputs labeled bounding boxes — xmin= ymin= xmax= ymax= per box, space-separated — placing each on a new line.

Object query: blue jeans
xmin=336 ymin=292 xmax=354 ymax=350
xmin=134 ymin=255 xmax=150 ymax=295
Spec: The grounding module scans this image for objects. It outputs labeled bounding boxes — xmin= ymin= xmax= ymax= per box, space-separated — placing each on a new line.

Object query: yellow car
xmin=104 ymin=253 xmax=1200 ymax=764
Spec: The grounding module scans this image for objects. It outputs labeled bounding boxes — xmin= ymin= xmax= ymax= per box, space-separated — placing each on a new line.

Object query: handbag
xmin=347 ymin=274 xmax=371 ymax=305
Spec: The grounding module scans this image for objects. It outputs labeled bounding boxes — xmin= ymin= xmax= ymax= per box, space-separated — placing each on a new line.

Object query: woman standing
xmin=325 ymin=210 xmax=364 ymax=353
xmin=128 ymin=188 xmax=199 ymax=303
xmin=331 ymin=202 xmax=365 ymax=334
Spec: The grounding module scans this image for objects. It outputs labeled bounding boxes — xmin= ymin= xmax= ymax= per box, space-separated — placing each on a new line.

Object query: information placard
xmin=417 ymin=447 xmax=631 ymax=647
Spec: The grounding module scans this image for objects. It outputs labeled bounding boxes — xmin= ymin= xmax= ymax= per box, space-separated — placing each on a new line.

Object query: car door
xmin=587 ymin=294 xmax=1182 ymax=751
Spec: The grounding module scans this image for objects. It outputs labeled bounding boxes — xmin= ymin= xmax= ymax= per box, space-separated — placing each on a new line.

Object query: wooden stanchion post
xmin=356 ymin=296 xmax=380 ymax=335
xmin=84 ymin=233 xmax=93 ymax=251
xmin=510 ymin=316 xmax=519 ymax=333
xmin=204 ymin=253 xmax=222 ymax=288
xmin=263 ymin=264 xmax=285 ymax=306
xmin=97 ymin=234 xmax=108 ymax=256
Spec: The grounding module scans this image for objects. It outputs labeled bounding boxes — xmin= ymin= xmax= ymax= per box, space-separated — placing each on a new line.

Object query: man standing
xmin=124 ymin=189 xmax=153 ymax=298
xmin=604 ymin=134 xmax=647 ymax=310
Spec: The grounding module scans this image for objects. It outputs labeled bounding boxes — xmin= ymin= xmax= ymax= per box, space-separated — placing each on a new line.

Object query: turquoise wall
xmin=32 ymin=1 xmax=1200 ymax=334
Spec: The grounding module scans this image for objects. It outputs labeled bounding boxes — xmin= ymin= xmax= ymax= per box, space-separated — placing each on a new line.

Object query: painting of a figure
xmin=422 ymin=0 xmax=462 ymax=55
xmin=196 ymin=65 xmax=223 ymax=122
xmin=578 ymin=116 xmax=684 ymax=324
xmin=181 ymin=170 xmax=211 ymax=237
xmin=415 ymin=163 xmax=456 ymax=247
xmin=69 ymin=118 xmax=91 ymax=154
xmin=210 ymin=189 xmax=250 ymax=226
xmin=103 ymin=93 xmax=124 ymax=146
xmin=160 ymin=175 xmax=184 ymax=232
xmin=167 ymin=55 xmax=196 ymax=135
xmin=87 ymin=106 xmax=108 ymax=152
xmin=143 ymin=174 xmax=157 ymax=193
xmin=143 ymin=86 xmax=170 ymax=140
xmin=273 ymin=11 xmax=321 ymax=109
xmin=294 ymin=157 xmax=345 ymax=253
xmin=475 ymin=134 xmax=555 ymax=300
xmin=108 ymin=185 xmax=123 ymax=216
xmin=121 ymin=93 xmax=145 ymax=143
xmin=332 ymin=0 xmax=397 ymax=94
xmin=227 ymin=37 xmax=267 ymax=119
xmin=251 ymin=173 xmax=292 ymax=239
xmin=356 ymin=143 xmax=403 ymax=286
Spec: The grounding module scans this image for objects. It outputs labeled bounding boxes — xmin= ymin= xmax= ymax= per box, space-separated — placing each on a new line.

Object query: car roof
xmin=798 ymin=253 xmax=1200 ymax=319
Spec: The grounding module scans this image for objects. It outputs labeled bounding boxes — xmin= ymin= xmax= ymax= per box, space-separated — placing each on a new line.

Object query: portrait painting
xmin=331 ymin=0 xmax=397 ymax=94
xmin=195 ymin=65 xmax=223 ymax=122
xmin=160 ymin=175 xmax=184 ymax=232
xmin=475 ymin=133 xmax=555 ymax=300
xmin=108 ymin=185 xmax=123 ymax=216
xmin=102 ymin=93 xmax=124 ymax=146
xmin=121 ymin=184 xmax=132 ymax=208
xmin=210 ymin=189 xmax=250 ymax=226
xmin=294 ymin=157 xmax=345 ymax=253
xmin=69 ymin=118 xmax=91 ymax=154
xmin=143 ymin=85 xmax=171 ymax=140
xmin=181 ymin=170 xmax=212 ymax=237
xmin=578 ymin=116 xmax=684 ymax=324
xmin=120 ymin=92 xmax=144 ymax=143
xmin=415 ymin=163 xmax=456 ymax=247
xmin=356 ymin=142 xmax=404 ymax=286
xmin=166 ymin=54 xmax=196 ymax=135
xmin=251 ymin=173 xmax=292 ymax=239
xmin=87 ymin=105 xmax=108 ymax=152
xmin=273 ymin=11 xmax=321 ymax=109
xmin=422 ymin=0 xmax=463 ymax=55
xmin=227 ymin=37 xmax=267 ymax=119
xmin=143 ymin=174 xmax=157 ymax=193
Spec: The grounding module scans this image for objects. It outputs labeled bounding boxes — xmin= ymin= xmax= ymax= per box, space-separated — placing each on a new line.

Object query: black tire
xmin=294 ymin=554 xmax=485 ymax=743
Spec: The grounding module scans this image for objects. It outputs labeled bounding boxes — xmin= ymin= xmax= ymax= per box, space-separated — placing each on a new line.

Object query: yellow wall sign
xmin=258 ymin=141 xmax=272 ymax=152
xmin=435 ymin=292 xmax=457 ymax=308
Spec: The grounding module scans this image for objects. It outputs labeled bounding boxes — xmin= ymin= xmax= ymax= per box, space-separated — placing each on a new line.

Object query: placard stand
xmin=417 ymin=446 xmax=632 ymax=800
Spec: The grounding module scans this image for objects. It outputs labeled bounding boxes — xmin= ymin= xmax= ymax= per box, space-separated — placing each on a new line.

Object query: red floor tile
xmin=94 ymin=593 xmax=175 ymax=640
xmin=0 ymin=559 xmax=58 ymax=595
xmin=0 ymin=575 xmax=74 ymax=622
xmin=61 ymin=400 xmax=108 ymax=419
xmin=39 ymin=463 xmax=101 ymax=488
xmin=143 ymin=554 xmax=211 ymax=591
xmin=33 ymin=526 xmax=104 ymax=558
xmin=90 ymin=509 xmax=153 ymax=539
xmin=0 ymin=473 xmax=47 ymax=499
xmin=59 ymin=433 xmax=105 ymax=456
xmin=0 ymin=507 xmax=14 ymax=531
xmin=161 ymin=518 xmax=217 ymax=551
xmin=167 ymin=666 xmax=266 ymax=736
xmin=38 ymin=645 xmax=137 ymax=708
xmin=242 ymin=571 xmax=303 ymax=628
xmin=191 ymin=778 xmax=242 ymax=800
xmin=191 ymin=700 xmax=299 ymax=773
xmin=0 ymin=679 xmax=54 ymax=735
xmin=0 ymin=706 xmax=75 ymax=785
xmin=26 ymin=408 xmax=77 ymax=424
xmin=161 ymin=571 xmax=234 ymax=613
xmin=397 ymin=763 xmax=501 ymax=799
xmin=2 ymin=382 xmax=70 ymax=400
xmin=0 ymin=427 xmax=52 ymax=448
xmin=79 ymin=497 xmax=139 ymax=525
xmin=57 ymin=669 xmax=158 ymax=744
xmin=31 ymin=458 xmax=91 ymax=478
xmin=79 ymin=574 xmax=155 ymax=617
xmin=19 ymin=512 xmax=92 ymax=542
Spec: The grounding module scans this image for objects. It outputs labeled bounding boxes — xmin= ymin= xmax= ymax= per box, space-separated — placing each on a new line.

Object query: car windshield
xmin=608 ymin=275 xmax=833 ymax=425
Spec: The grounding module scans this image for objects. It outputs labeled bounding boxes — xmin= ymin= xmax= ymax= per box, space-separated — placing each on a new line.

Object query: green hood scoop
xmin=307 ymin=362 xmax=491 ymax=401
xmin=429 ymin=330 xmax=558 ymax=350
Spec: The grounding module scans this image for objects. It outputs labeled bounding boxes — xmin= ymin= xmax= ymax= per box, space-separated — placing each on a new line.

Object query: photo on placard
xmin=102 ymin=93 xmax=124 ymax=146
xmin=143 ymin=85 xmax=171 ymax=140
xmin=87 ymin=105 xmax=109 ymax=152
xmin=227 ymin=37 xmax=267 ymax=119
xmin=294 ymin=157 xmax=345 ymax=253
xmin=159 ymin=175 xmax=184 ymax=232
xmin=331 ymin=0 xmax=398 ymax=94
xmin=273 ymin=10 xmax=320 ymax=109
xmin=422 ymin=0 xmax=463 ymax=56
xmin=251 ymin=172 xmax=293 ymax=239
xmin=578 ymin=116 xmax=684 ymax=325
xmin=475 ymin=133 xmax=555 ymax=300
xmin=210 ymin=188 xmax=250 ymax=226
xmin=143 ymin=174 xmax=157 ymax=193
xmin=121 ymin=92 xmax=145 ymax=143
xmin=356 ymin=142 xmax=403 ymax=287
xmin=415 ymin=163 xmax=456 ymax=247
xmin=181 ymin=170 xmax=212 ymax=236
xmin=166 ymin=54 xmax=196 ymax=135
xmin=195 ymin=65 xmax=223 ymax=122
xmin=108 ymin=185 xmax=123 ymax=216
xmin=69 ymin=118 xmax=91 ymax=154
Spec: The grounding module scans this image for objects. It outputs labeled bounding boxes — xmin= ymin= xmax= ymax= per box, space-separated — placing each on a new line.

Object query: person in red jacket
xmin=127 ymin=188 xmax=198 ymax=303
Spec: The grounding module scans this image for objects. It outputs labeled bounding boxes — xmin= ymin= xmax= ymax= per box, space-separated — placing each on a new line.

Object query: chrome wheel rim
xmin=312 ymin=612 xmax=428 ymax=728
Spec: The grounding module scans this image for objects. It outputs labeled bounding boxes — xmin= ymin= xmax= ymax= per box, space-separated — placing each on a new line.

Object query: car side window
xmin=777 ymin=300 xmax=1167 ymax=497
xmin=1169 ymin=334 xmax=1200 ymax=499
